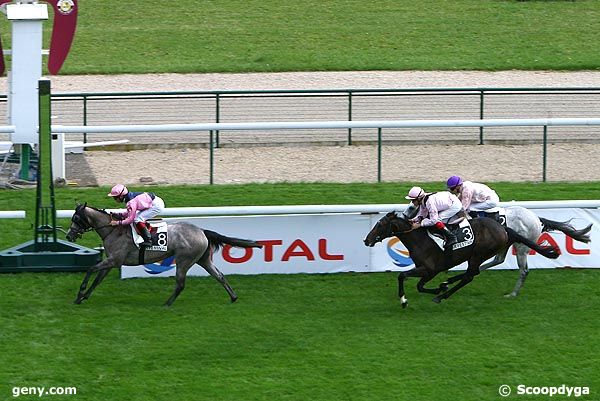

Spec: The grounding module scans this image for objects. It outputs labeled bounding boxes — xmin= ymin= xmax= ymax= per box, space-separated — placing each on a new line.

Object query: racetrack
xmin=78 ymin=142 xmax=600 ymax=186
xmin=45 ymin=70 xmax=600 ymax=186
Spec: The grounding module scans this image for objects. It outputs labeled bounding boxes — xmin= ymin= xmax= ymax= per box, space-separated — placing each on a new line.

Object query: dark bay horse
xmin=66 ymin=203 xmax=263 ymax=306
xmin=363 ymin=211 xmax=560 ymax=308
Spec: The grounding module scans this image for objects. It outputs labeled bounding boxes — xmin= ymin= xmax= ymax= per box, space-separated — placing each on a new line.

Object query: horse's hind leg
xmin=479 ymin=246 xmax=509 ymax=272
xmin=433 ymin=260 xmax=482 ymax=303
xmin=506 ymin=247 xmax=529 ymax=298
xmin=417 ymin=275 xmax=444 ymax=294
xmin=197 ymin=251 xmax=237 ymax=303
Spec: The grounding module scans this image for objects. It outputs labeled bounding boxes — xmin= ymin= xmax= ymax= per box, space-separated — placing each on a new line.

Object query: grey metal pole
xmin=479 ymin=90 xmax=485 ymax=145
xmin=377 ymin=128 xmax=382 ymax=183
xmin=542 ymin=125 xmax=548 ymax=182
xmin=209 ymin=130 xmax=214 ymax=185
xmin=348 ymin=91 xmax=353 ymax=146
xmin=215 ymin=94 xmax=220 ymax=148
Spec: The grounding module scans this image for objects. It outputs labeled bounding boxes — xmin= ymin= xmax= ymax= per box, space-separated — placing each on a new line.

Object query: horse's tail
xmin=540 ymin=217 xmax=592 ymax=244
xmin=203 ymin=229 xmax=263 ymax=252
xmin=505 ymin=227 xmax=560 ymax=259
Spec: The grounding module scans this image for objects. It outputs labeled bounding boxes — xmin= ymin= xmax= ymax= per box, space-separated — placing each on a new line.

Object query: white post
xmin=6 ymin=2 xmax=48 ymax=144
xmin=51 ymin=131 xmax=64 ymax=182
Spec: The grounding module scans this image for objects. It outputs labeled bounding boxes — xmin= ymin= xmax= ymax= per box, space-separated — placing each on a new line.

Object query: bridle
xmin=68 ymin=207 xmax=113 ymax=240
xmin=371 ymin=213 xmax=412 ymax=243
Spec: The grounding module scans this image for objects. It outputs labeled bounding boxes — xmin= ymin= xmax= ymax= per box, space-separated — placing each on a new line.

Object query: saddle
xmin=131 ymin=219 xmax=168 ymax=251
xmin=468 ymin=207 xmax=507 ymax=227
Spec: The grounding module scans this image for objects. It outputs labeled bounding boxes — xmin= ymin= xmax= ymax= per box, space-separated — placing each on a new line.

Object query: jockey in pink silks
xmin=446 ymin=176 xmax=499 ymax=218
xmin=107 ymin=184 xmax=165 ymax=246
xmin=405 ymin=186 xmax=463 ymax=250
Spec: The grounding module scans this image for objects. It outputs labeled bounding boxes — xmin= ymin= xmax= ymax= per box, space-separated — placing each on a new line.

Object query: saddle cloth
xmin=427 ymin=219 xmax=475 ymax=251
xmin=131 ymin=220 xmax=168 ymax=251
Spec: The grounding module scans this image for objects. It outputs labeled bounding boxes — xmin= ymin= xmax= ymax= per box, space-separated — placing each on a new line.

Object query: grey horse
xmin=66 ymin=203 xmax=263 ymax=306
xmin=477 ymin=206 xmax=592 ymax=297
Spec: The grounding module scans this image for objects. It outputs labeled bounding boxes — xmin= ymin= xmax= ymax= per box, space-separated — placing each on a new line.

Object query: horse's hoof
xmin=401 ymin=301 xmax=408 ymax=309
xmin=73 ymin=297 xmax=83 ymax=305
xmin=432 ymin=297 xmax=442 ymax=304
xmin=439 ymin=282 xmax=449 ymax=292
xmin=504 ymin=292 xmax=517 ymax=298
xmin=230 ymin=295 xmax=238 ymax=303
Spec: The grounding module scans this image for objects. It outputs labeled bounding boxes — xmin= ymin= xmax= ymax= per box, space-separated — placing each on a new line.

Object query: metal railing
xmin=53 ymin=117 xmax=600 ymax=184
xmin=1 ymin=87 xmax=599 ymax=146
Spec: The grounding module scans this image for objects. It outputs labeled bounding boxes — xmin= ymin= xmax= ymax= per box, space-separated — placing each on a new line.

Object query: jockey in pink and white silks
xmin=405 ymin=186 xmax=462 ymax=250
xmin=446 ymin=176 xmax=499 ymax=217
xmin=107 ymin=184 xmax=165 ymax=246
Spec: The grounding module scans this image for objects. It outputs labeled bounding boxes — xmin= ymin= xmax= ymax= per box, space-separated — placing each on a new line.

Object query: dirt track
xmin=6 ymin=71 xmax=600 ymax=186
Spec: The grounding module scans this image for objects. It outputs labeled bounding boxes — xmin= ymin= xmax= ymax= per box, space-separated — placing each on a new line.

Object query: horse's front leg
xmin=81 ymin=267 xmax=113 ymax=301
xmin=397 ymin=266 xmax=428 ymax=309
xmin=74 ymin=259 xmax=115 ymax=304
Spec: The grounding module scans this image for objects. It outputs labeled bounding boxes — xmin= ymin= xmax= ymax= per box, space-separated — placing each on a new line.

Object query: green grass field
xmin=1 ymin=269 xmax=599 ymax=401
xmin=1 ymin=0 xmax=599 ymax=74
xmin=1 ymin=0 xmax=600 ymax=399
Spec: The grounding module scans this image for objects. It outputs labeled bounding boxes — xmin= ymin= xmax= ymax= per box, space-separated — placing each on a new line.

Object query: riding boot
xmin=136 ymin=222 xmax=152 ymax=246
xmin=435 ymin=223 xmax=457 ymax=251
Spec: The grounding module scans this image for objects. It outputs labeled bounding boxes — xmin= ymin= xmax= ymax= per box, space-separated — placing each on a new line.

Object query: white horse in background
xmin=478 ymin=206 xmax=592 ymax=297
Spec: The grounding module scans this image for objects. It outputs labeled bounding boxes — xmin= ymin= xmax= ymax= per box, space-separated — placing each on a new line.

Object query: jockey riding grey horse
xmin=66 ymin=203 xmax=263 ymax=306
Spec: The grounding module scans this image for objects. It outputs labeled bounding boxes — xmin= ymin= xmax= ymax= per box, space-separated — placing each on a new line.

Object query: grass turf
xmin=1 ymin=1 xmax=599 ymax=74
xmin=0 ymin=269 xmax=598 ymax=401
xmin=1 ymin=181 xmax=599 ymax=399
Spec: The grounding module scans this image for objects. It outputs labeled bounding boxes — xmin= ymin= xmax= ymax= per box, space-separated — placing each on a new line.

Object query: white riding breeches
xmin=135 ymin=196 xmax=165 ymax=222
xmin=438 ymin=201 xmax=463 ymax=223
xmin=469 ymin=196 xmax=500 ymax=212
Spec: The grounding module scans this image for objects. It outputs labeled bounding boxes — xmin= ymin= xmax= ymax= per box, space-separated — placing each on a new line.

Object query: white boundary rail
xmin=53 ymin=200 xmax=600 ymax=219
xmin=52 ymin=117 xmax=600 ymax=183
xmin=53 ymin=117 xmax=600 ymax=133
xmin=7 ymin=200 xmax=600 ymax=220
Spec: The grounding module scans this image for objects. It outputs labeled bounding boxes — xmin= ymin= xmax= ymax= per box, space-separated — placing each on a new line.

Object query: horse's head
xmin=364 ymin=211 xmax=412 ymax=247
xmin=66 ymin=203 xmax=91 ymax=242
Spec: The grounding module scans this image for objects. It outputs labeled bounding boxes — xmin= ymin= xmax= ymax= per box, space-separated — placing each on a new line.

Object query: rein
xmin=385 ymin=215 xmax=413 ymax=235
xmin=72 ymin=208 xmax=116 ymax=239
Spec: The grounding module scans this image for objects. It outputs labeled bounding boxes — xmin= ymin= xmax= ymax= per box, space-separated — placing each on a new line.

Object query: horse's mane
xmin=78 ymin=203 xmax=109 ymax=215
xmin=89 ymin=205 xmax=109 ymax=215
